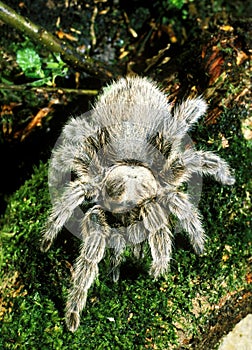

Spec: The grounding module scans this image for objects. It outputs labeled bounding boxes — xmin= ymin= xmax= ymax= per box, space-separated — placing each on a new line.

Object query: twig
xmin=90 ymin=6 xmax=98 ymax=48
xmin=0 ymin=84 xmax=99 ymax=95
xmin=0 ymin=1 xmax=115 ymax=80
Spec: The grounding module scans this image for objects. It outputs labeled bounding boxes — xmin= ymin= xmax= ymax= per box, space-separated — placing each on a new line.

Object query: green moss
xmin=0 ymin=104 xmax=251 ymax=348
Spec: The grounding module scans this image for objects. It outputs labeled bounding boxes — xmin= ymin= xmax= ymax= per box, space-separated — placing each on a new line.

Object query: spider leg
xmin=132 ymin=243 xmax=145 ymax=260
xmin=141 ymin=201 xmax=173 ymax=279
xmin=183 ymin=150 xmax=235 ymax=185
xmin=61 ymin=115 xmax=99 ymax=145
xmin=127 ymin=220 xmax=148 ymax=260
xmin=159 ymin=97 xmax=207 ymax=156
xmin=65 ymin=206 xmax=108 ymax=332
xmin=49 ymin=121 xmax=106 ymax=193
xmin=161 ymin=155 xmax=190 ymax=186
xmin=172 ymin=97 xmax=207 ymax=132
xmin=162 ymin=148 xmax=235 ymax=187
xmin=164 ymin=191 xmax=206 ymax=254
xmin=40 ymin=179 xmax=95 ymax=252
xmin=49 ymin=139 xmax=102 ymax=190
xmin=108 ymin=228 xmax=126 ymax=282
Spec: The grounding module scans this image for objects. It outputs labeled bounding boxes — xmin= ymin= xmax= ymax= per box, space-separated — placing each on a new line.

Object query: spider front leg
xmin=141 ymin=201 xmax=173 ymax=279
xmin=160 ymin=97 xmax=207 ymax=156
xmin=65 ymin=206 xmax=109 ymax=332
xmin=164 ymin=191 xmax=206 ymax=254
xmin=40 ymin=179 xmax=94 ymax=252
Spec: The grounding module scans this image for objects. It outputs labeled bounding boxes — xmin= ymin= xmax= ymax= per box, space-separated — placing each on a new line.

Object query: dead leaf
xmin=241 ymin=116 xmax=252 ymax=140
xmin=119 ymin=50 xmax=129 ymax=60
xmin=144 ymin=44 xmax=170 ymax=73
xmin=14 ymin=98 xmax=59 ymax=141
xmin=219 ymin=25 xmax=234 ymax=32
xmin=245 ymin=272 xmax=252 ymax=284
xmin=1 ymin=102 xmax=22 ymax=135
xmin=0 ymin=271 xmax=27 ymax=320
xmin=129 ymin=27 xmax=138 ymax=38
xmin=160 ymin=24 xmax=177 ymax=43
xmin=56 ymin=29 xmax=78 ymax=41
xmin=219 ymin=133 xmax=230 ymax=148
xmin=206 ymin=47 xmax=225 ymax=85
xmin=236 ymin=50 xmax=249 ymax=65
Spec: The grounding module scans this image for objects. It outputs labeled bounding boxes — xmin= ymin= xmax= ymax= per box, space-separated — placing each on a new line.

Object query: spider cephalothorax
xmin=41 ymin=76 xmax=235 ymax=332
xmin=100 ymin=164 xmax=158 ymax=213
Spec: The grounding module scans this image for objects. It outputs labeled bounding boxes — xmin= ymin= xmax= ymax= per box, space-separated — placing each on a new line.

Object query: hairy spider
xmin=41 ymin=76 xmax=235 ymax=332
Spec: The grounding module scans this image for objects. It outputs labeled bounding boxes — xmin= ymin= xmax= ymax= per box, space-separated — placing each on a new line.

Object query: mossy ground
xmin=0 ymin=99 xmax=251 ymax=349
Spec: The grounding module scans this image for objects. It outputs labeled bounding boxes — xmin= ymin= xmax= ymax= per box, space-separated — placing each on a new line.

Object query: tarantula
xmin=41 ymin=76 xmax=235 ymax=332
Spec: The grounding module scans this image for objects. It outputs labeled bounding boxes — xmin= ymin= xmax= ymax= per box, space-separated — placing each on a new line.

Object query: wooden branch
xmin=0 ymin=84 xmax=99 ymax=96
xmin=0 ymin=1 xmax=114 ymax=80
